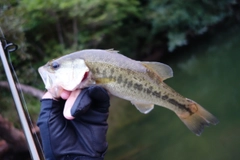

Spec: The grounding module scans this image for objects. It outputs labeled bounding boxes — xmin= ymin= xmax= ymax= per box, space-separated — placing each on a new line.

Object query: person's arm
xmin=37 ymin=98 xmax=66 ymax=160
xmin=37 ymin=86 xmax=110 ymax=160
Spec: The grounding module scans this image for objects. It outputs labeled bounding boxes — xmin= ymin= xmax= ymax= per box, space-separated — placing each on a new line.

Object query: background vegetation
xmin=0 ymin=0 xmax=240 ymax=159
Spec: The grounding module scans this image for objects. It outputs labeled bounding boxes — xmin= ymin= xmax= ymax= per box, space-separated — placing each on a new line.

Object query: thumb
xmin=63 ymin=89 xmax=81 ymax=120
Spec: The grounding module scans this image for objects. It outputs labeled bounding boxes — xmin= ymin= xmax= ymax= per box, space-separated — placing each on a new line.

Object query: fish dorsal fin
xmin=131 ymin=101 xmax=154 ymax=114
xmin=142 ymin=62 xmax=173 ymax=81
xmin=105 ymin=49 xmax=119 ymax=54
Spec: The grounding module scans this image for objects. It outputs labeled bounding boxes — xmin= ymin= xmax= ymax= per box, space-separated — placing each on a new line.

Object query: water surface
xmin=106 ymin=25 xmax=240 ymax=160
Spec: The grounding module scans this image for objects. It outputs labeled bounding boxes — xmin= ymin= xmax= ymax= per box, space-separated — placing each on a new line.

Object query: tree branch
xmin=0 ymin=81 xmax=44 ymax=99
xmin=0 ymin=115 xmax=28 ymax=153
xmin=0 ymin=140 xmax=9 ymax=157
xmin=0 ymin=114 xmax=41 ymax=157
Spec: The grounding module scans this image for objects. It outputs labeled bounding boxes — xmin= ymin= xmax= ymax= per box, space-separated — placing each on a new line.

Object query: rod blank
xmin=0 ymin=41 xmax=41 ymax=160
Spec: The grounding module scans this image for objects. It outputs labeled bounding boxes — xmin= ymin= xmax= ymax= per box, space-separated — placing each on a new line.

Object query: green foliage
xmin=146 ymin=0 xmax=234 ymax=51
xmin=167 ymin=32 xmax=187 ymax=52
xmin=0 ymin=0 xmax=37 ymax=85
xmin=0 ymin=1 xmax=27 ymax=60
xmin=19 ymin=0 xmax=141 ymax=59
xmin=0 ymin=0 xmax=238 ymax=91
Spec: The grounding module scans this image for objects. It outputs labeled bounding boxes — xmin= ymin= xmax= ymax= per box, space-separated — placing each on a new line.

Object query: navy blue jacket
xmin=37 ymin=86 xmax=110 ymax=160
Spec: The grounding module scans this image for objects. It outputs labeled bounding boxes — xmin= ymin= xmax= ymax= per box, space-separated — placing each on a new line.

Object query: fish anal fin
xmin=177 ymin=98 xmax=219 ymax=136
xmin=142 ymin=62 xmax=173 ymax=81
xmin=131 ymin=101 xmax=154 ymax=114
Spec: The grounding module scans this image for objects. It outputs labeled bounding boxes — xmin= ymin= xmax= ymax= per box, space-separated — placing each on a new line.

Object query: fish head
xmin=38 ymin=56 xmax=89 ymax=97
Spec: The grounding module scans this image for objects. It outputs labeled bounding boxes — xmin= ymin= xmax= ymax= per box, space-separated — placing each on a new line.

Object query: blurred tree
xmin=19 ymin=0 xmax=141 ymax=60
xmin=0 ymin=0 xmax=239 ymax=159
xmin=146 ymin=0 xmax=235 ymax=51
xmin=0 ymin=0 xmax=238 ymax=96
xmin=1 ymin=0 xmax=237 ymax=63
xmin=0 ymin=0 xmax=39 ymax=86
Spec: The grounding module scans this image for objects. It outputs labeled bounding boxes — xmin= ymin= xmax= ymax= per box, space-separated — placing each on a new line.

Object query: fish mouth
xmin=38 ymin=67 xmax=52 ymax=89
xmin=82 ymin=72 xmax=89 ymax=82
xmin=78 ymin=71 xmax=93 ymax=89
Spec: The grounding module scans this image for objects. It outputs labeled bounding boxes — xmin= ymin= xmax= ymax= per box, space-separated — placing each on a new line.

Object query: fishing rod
xmin=0 ymin=37 xmax=43 ymax=160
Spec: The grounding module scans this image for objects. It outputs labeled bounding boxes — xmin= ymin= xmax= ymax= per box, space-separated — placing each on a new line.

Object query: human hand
xmin=37 ymin=86 xmax=110 ymax=160
xmin=41 ymin=87 xmax=71 ymax=100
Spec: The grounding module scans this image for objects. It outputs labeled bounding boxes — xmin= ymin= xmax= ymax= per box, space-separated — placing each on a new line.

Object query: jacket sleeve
xmin=37 ymin=99 xmax=62 ymax=160
xmin=37 ymin=99 xmax=80 ymax=159
xmin=37 ymin=87 xmax=110 ymax=160
xmin=37 ymin=99 xmax=87 ymax=160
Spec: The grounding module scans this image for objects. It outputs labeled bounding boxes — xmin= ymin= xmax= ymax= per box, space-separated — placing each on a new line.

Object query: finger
xmin=63 ymin=89 xmax=81 ymax=120
xmin=60 ymin=90 xmax=71 ymax=99
xmin=42 ymin=91 xmax=55 ymax=99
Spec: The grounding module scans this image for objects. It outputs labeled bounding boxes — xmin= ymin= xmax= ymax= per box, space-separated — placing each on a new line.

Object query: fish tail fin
xmin=177 ymin=98 xmax=219 ymax=136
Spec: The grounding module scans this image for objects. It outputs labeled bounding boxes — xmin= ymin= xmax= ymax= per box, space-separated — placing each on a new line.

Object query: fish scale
xmin=86 ymin=61 xmax=190 ymax=115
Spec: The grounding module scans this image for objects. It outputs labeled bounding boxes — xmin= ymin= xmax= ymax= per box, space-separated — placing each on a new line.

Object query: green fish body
xmin=38 ymin=49 xmax=219 ymax=135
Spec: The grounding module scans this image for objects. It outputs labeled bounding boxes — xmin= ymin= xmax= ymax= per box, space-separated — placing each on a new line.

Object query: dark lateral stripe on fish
xmin=127 ymin=81 xmax=133 ymax=88
xmin=117 ymin=75 xmax=123 ymax=83
xmin=102 ymin=69 xmax=107 ymax=77
xmin=133 ymin=83 xmax=143 ymax=91
xmin=151 ymin=91 xmax=161 ymax=98
xmin=167 ymin=98 xmax=193 ymax=114
xmin=110 ymin=68 xmax=115 ymax=74
xmin=115 ymin=75 xmax=163 ymax=99
xmin=93 ymin=64 xmax=192 ymax=115
xmin=162 ymin=95 xmax=168 ymax=100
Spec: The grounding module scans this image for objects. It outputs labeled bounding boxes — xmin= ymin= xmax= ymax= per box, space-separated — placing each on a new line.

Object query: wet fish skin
xmin=38 ymin=49 xmax=219 ymax=135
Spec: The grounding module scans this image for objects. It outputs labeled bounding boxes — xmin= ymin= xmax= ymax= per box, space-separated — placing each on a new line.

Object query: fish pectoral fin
xmin=131 ymin=101 xmax=154 ymax=114
xmin=142 ymin=62 xmax=173 ymax=81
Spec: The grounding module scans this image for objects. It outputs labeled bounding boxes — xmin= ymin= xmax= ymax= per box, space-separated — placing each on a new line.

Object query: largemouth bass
xmin=38 ymin=49 xmax=219 ymax=136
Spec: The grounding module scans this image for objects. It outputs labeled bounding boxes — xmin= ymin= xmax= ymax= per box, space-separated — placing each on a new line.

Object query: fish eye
xmin=51 ymin=61 xmax=60 ymax=70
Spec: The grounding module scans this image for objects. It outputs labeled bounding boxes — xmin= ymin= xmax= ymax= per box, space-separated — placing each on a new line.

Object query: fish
xmin=38 ymin=49 xmax=219 ymax=136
